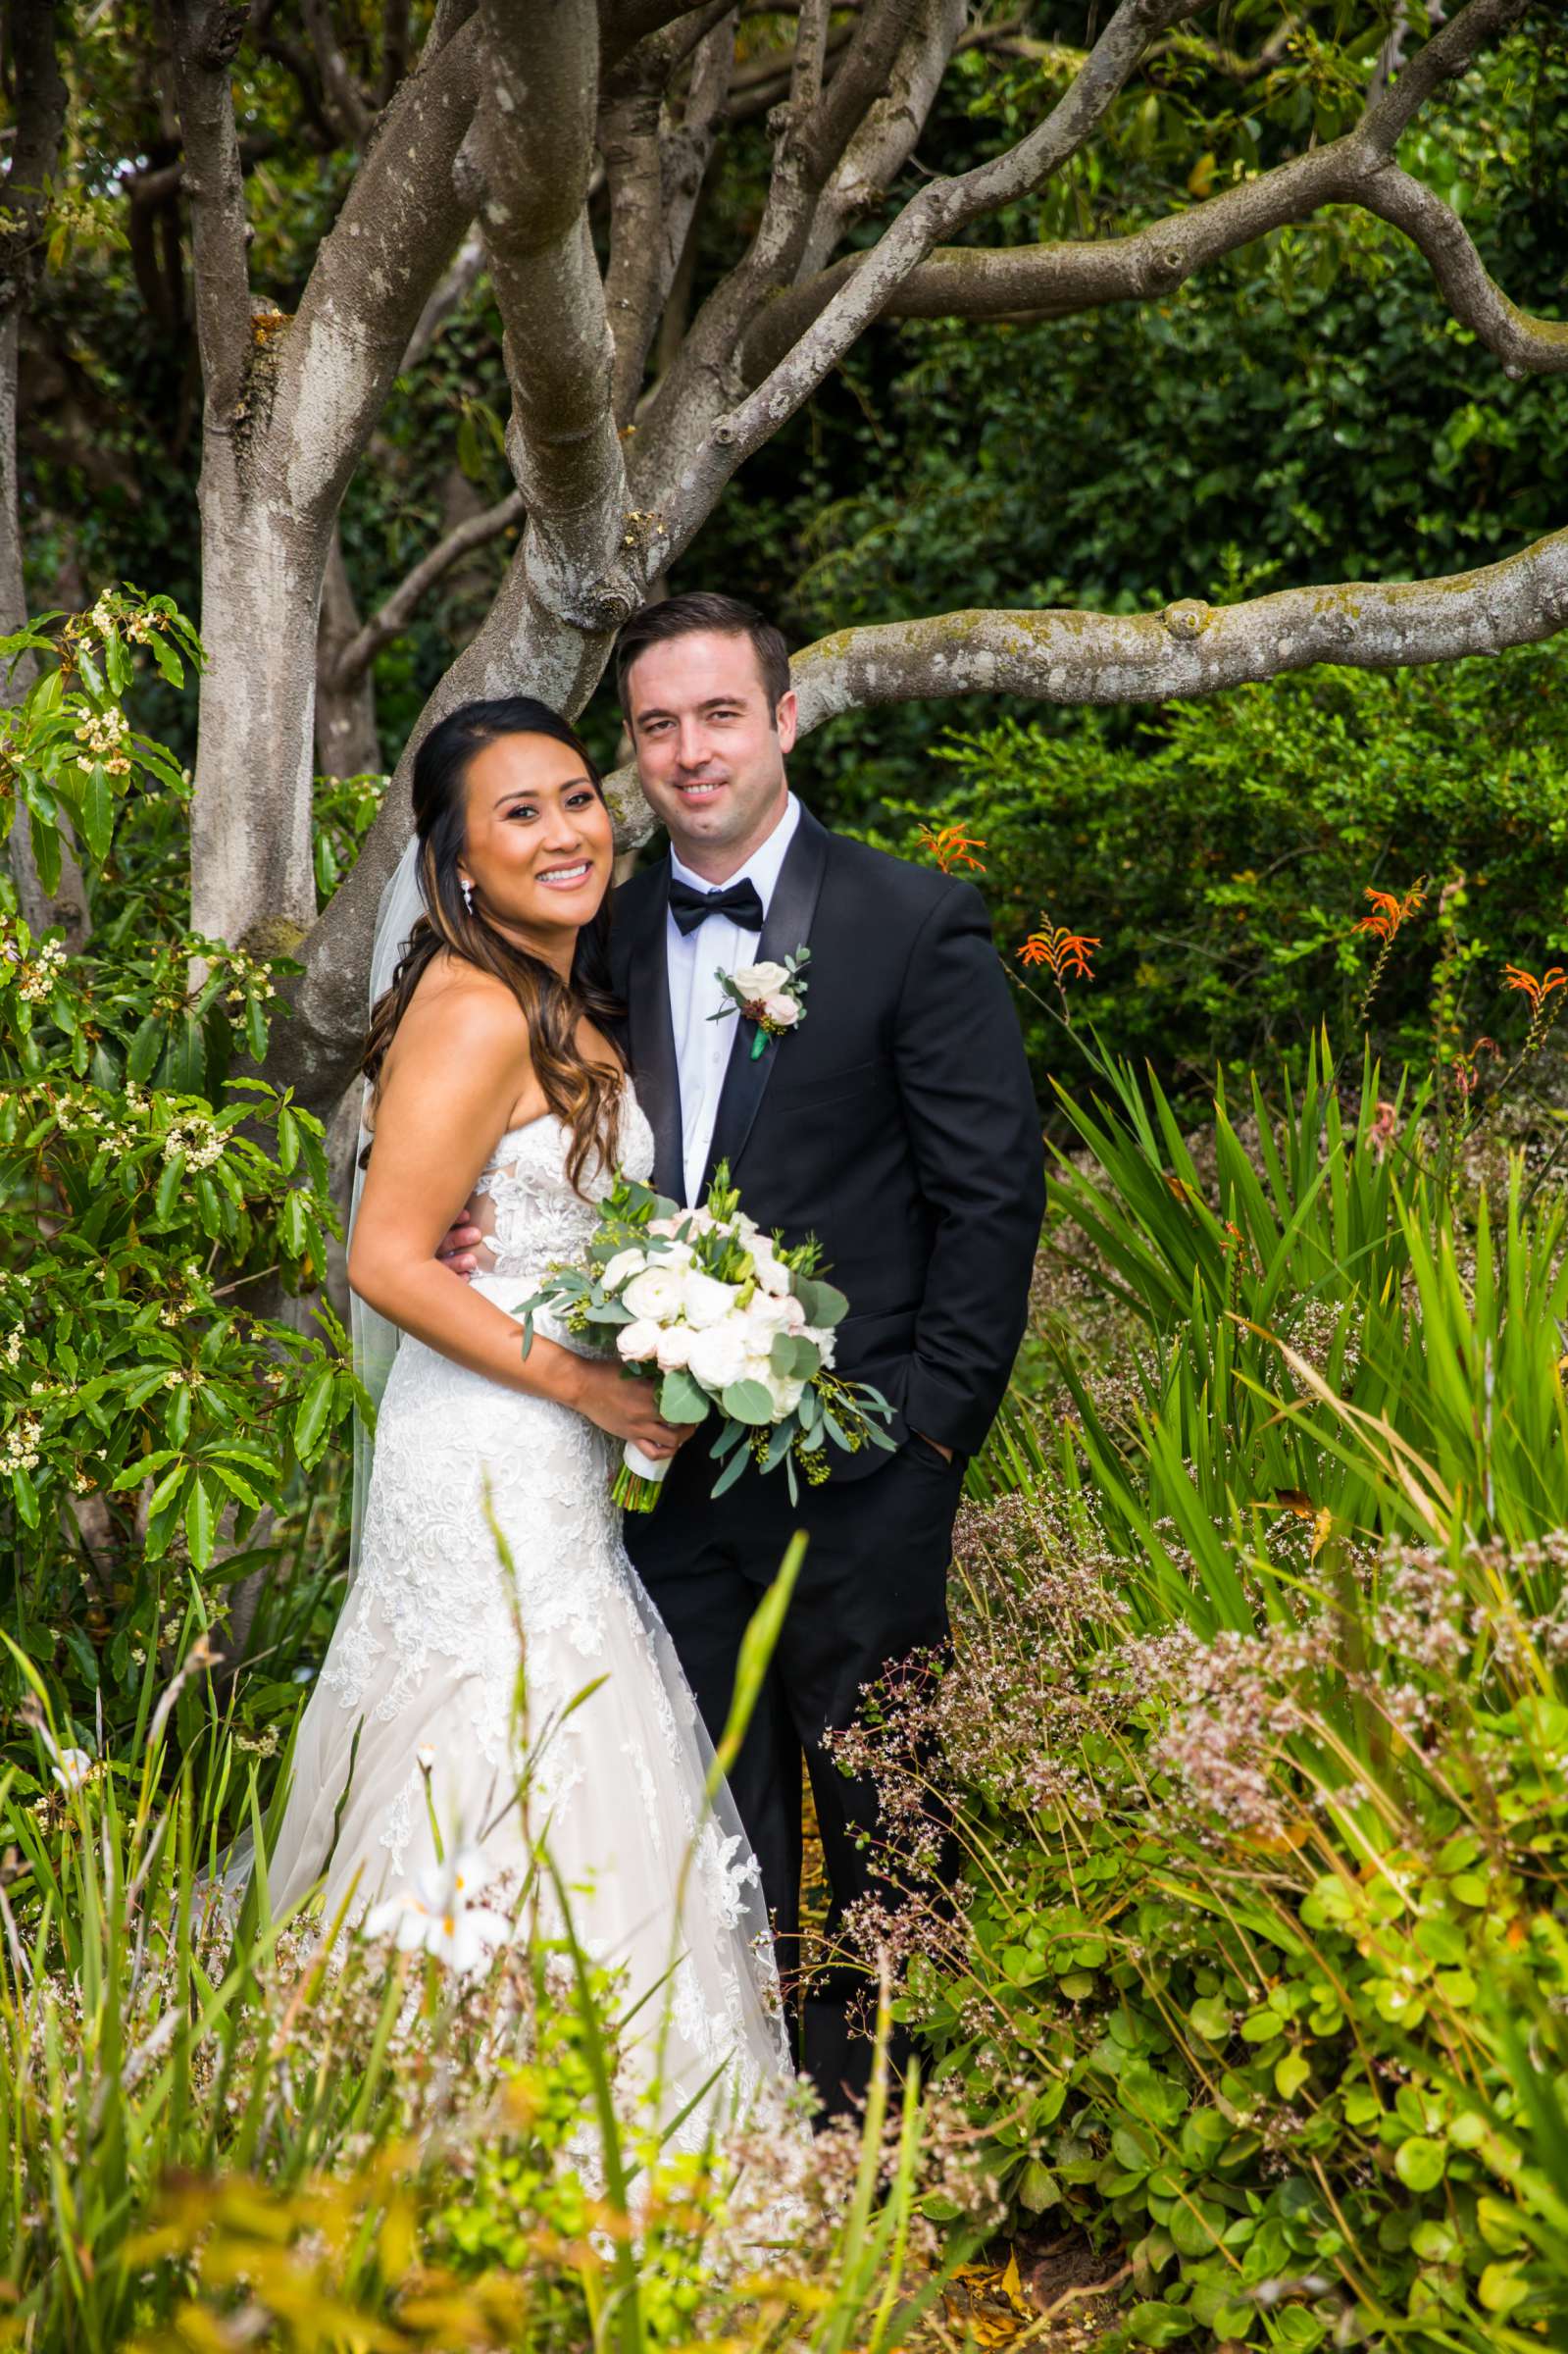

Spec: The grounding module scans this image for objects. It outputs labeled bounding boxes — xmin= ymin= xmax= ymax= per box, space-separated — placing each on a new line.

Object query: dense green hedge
xmin=843 ymin=640 xmax=1568 ymax=1099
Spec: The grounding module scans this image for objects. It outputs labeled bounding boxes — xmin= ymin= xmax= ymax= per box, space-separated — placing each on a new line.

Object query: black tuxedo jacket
xmin=610 ymin=808 xmax=1044 ymax=1467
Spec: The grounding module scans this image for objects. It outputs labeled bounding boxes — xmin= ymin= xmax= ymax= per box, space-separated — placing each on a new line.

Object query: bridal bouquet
xmin=516 ymin=1163 xmax=895 ymax=1510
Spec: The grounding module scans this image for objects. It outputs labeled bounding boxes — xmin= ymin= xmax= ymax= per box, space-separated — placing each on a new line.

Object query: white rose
xmin=623 ymin=1263 xmax=685 ymax=1322
xmin=602 ymin=1248 xmax=647 ymax=1292
xmin=762 ymin=992 xmax=801 ymax=1029
xmin=754 ymin=1253 xmax=791 ymax=1297
xmin=655 ymin=1324 xmax=693 ymax=1371
xmin=744 ymin=1291 xmax=790 ymax=1337
xmin=765 ymin=1369 xmax=805 ymax=1417
xmin=617 ymin=1318 xmax=660 ymax=1361
xmin=732 ymin=960 xmax=788 ymax=999
xmin=687 ymin=1319 xmax=748 ymax=1392
xmin=682 ymin=1269 xmax=737 ymax=1329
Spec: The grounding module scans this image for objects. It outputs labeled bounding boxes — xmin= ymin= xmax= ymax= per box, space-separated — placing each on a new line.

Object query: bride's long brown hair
xmin=361 ymin=697 xmax=625 ymax=1195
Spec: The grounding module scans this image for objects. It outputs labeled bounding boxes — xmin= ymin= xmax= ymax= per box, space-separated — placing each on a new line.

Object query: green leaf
xmin=149 ymin=633 xmax=184 ymax=687
xmin=721 ymin=1378 xmax=774 ymax=1426
xmin=276 ymin=1105 xmax=300 ymax=1173
xmin=1126 ymin=2302 xmax=1195 ymax=2346
xmin=1393 ymin=2134 xmax=1446 ymax=2192
xmin=1276 ymin=2050 xmax=1311 ymax=2101
xmin=11 ymin=1463 xmax=40 ymax=1528
xmin=293 ymin=1366 xmax=336 ymax=1464
xmin=184 ymin=1472 xmax=217 ymax=1570
xmin=154 ymin=1151 xmax=185 ymax=1222
xmin=126 ymin=1015 xmax=163 ymax=1084
xmin=81 ymin=764 xmax=114 ymax=862
xmin=658 ymin=1368 xmax=710 ymax=1424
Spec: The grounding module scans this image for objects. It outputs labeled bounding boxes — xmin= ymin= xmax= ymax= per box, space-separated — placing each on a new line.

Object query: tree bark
xmin=315 ymin=527 xmax=383 ymax=779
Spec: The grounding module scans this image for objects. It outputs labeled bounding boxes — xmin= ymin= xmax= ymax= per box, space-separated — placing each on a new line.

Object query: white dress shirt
xmin=667 ymin=793 xmax=801 ymax=1205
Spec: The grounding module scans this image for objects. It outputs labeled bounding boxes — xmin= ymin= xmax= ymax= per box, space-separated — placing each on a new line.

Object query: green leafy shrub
xmin=1 ymin=594 xmax=355 ymax=1791
xmin=840 ymin=1497 xmax=1568 ymax=2349
xmin=874 ymin=644 xmax=1568 ymax=1101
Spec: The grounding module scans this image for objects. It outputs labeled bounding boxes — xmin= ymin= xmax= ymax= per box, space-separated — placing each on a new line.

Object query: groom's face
xmin=625 ymin=630 xmax=798 ymax=878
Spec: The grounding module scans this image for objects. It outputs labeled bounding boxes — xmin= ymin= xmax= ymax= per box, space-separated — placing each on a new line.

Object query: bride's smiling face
xmin=457 ymin=733 xmax=614 ymax=946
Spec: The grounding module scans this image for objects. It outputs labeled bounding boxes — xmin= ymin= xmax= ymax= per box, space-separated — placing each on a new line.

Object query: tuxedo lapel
xmin=624 ymin=858 xmax=684 ymax=1202
xmin=701 ymin=807 xmax=830 ymax=1197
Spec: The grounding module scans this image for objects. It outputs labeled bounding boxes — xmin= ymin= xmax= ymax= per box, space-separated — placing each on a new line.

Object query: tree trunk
xmin=187 ymin=478 xmax=329 ymax=956
xmin=315 ymin=527 xmax=382 ymax=779
xmin=1 ymin=305 xmax=90 ymax=947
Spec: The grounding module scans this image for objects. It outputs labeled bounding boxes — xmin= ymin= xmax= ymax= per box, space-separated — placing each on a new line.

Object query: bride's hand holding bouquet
xmin=518 ymin=1163 xmax=896 ymax=1510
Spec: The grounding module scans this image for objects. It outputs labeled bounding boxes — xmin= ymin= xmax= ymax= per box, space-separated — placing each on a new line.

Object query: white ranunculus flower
xmin=623 ymin=1263 xmax=685 ymax=1322
xmin=780 ymin=1292 xmax=807 ymax=1333
xmin=732 ymin=960 xmax=788 ymax=999
xmin=762 ymin=992 xmax=801 ymax=1028
xmin=754 ymin=1253 xmax=791 ymax=1297
xmin=682 ymin=1269 xmax=737 ymax=1329
xmin=602 ymin=1247 xmax=647 ymax=1292
xmin=686 ymin=1318 xmax=748 ymax=1392
xmin=617 ymin=1318 xmax=661 ymax=1361
xmin=655 ymin=1323 xmax=693 ymax=1370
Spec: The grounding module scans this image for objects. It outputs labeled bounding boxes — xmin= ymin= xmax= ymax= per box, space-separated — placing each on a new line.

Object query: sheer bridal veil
xmin=347 ymin=834 xmax=427 ymax=1575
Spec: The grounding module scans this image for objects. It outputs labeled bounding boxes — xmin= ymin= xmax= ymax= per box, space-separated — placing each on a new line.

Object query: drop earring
xmin=461 ymin=878 xmax=474 ymax=911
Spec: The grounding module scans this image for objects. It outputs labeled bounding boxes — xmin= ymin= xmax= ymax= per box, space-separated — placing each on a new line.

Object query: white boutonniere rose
xmin=710 ymin=946 xmax=811 ymax=1059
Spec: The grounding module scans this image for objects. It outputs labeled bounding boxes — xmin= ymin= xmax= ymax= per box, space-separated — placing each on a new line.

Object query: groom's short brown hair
xmin=615 ymin=592 xmax=792 ymax=721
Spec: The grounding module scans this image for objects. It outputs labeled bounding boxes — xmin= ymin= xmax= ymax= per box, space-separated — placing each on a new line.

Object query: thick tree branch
xmin=476 ymin=0 xmax=630 ymax=630
xmin=653 ymin=10 xmax=733 ymax=329
xmin=653 ymin=0 xmax=1210 ymax=561
xmin=602 ymin=87 xmax=666 ymax=427
xmin=795 ymin=0 xmax=968 ymax=281
xmin=164 ymin=0 xmax=253 ymax=420
xmin=741 ymin=140 xmax=1568 ymax=383
xmin=325 ymin=487 xmax=525 ymax=691
xmin=592 ymin=526 xmax=1568 ymax=833
xmin=1356 ymin=163 xmax=1568 ymax=377
xmin=782 ymin=528 xmax=1568 ymax=726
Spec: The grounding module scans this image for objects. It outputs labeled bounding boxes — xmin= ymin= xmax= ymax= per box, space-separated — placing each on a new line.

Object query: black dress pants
xmin=624 ymin=1430 xmax=961 ymax=2115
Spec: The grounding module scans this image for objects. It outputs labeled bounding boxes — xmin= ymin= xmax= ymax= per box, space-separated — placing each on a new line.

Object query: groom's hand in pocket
xmin=435 ymin=1208 xmax=484 ymax=1279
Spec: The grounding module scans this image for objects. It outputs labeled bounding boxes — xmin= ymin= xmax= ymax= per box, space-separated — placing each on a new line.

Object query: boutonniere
xmin=710 ymin=948 xmax=811 ymax=1060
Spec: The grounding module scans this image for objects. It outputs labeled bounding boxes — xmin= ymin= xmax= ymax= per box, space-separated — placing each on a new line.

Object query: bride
xmin=263 ymin=693 xmax=795 ymax=2149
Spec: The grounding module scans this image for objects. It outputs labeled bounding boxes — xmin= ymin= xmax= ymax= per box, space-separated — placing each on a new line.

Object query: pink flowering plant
xmin=518 ymin=1158 xmax=894 ymax=1510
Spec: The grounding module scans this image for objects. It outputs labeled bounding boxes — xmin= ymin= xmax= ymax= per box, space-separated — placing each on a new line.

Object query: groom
xmin=450 ymin=593 xmax=1042 ymax=2111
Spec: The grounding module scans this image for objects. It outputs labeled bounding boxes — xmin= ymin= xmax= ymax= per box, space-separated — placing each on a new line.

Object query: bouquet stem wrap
xmin=614 ymin=1440 xmax=671 ymax=1514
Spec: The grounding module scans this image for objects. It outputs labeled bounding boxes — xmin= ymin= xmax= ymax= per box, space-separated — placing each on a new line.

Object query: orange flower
xmin=1019 ymin=923 xmax=1099 ymax=984
xmin=1354 ymin=883 xmax=1426 ymax=944
xmin=1502 ymin=963 xmax=1568 ymax=1012
xmin=916 ymin=823 xmax=986 ymax=875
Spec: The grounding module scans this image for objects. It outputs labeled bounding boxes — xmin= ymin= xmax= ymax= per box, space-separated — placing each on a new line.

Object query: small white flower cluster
xmin=222 ymin=947 xmax=278 ymax=1006
xmin=75 ymin=703 xmax=131 ymax=775
xmin=611 ymin=1214 xmax=833 ymax=1414
xmin=2 ymin=1411 xmax=42 ymax=1473
xmin=10 ymin=937 xmax=68 ymax=1003
xmin=233 ymin=1724 xmax=281 ymax=1758
xmin=4 ymin=1327 xmax=25 ymax=1367
xmin=161 ymin=1113 xmax=226 ymax=1172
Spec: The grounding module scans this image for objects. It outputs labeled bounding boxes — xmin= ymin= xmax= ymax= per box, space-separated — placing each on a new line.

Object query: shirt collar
xmin=668 ymin=792 xmax=800 ymax=913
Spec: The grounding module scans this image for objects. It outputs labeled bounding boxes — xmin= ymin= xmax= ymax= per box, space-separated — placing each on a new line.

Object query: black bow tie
xmin=668 ymin=875 xmax=766 ymax=938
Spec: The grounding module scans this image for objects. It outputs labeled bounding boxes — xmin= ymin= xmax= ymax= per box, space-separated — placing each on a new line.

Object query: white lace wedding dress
xmin=265 ymin=1085 xmax=795 ymax=2149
